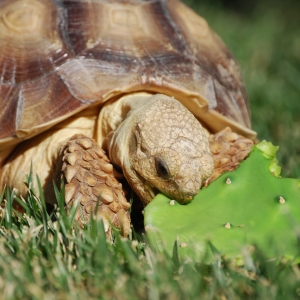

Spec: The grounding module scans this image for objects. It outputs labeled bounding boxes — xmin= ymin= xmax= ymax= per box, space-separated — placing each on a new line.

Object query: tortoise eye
xmin=155 ymin=157 xmax=169 ymax=179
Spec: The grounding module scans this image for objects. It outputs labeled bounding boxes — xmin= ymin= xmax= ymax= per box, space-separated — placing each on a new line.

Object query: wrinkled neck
xmin=96 ymin=92 xmax=154 ymax=152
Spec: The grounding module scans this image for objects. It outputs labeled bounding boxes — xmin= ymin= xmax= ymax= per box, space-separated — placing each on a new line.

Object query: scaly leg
xmin=204 ymin=127 xmax=254 ymax=186
xmin=60 ymin=134 xmax=131 ymax=236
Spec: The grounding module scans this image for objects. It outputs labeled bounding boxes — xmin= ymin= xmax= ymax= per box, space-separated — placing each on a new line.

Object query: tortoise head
xmin=108 ymin=94 xmax=214 ymax=206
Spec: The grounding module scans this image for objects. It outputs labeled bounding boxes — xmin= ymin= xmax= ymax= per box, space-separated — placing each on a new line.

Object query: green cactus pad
xmin=144 ymin=142 xmax=300 ymax=261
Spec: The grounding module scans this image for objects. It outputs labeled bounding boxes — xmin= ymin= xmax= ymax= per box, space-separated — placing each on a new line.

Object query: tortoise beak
xmin=175 ymin=193 xmax=195 ymax=205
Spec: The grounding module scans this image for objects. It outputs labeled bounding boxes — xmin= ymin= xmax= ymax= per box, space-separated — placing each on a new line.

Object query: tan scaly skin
xmin=0 ymin=93 xmax=252 ymax=236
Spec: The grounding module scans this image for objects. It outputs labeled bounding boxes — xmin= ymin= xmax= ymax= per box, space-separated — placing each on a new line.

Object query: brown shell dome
xmin=0 ymin=0 xmax=256 ymax=155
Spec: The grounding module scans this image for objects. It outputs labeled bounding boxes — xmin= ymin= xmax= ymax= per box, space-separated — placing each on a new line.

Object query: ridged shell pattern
xmin=0 ymin=0 xmax=251 ymax=145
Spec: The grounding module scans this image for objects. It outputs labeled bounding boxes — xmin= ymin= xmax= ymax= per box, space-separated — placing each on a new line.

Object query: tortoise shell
xmin=0 ymin=0 xmax=256 ymax=158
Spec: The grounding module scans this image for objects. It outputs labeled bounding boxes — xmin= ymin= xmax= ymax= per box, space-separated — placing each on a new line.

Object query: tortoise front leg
xmin=203 ymin=127 xmax=254 ymax=186
xmin=60 ymin=134 xmax=131 ymax=237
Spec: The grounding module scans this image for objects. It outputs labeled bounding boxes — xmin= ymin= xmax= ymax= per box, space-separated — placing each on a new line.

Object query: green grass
xmin=1 ymin=1 xmax=300 ymax=299
xmin=1 ymin=174 xmax=300 ymax=299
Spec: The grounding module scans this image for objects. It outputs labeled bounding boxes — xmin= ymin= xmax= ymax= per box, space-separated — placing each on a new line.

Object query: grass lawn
xmin=1 ymin=0 xmax=300 ymax=299
xmin=1 ymin=173 xmax=300 ymax=299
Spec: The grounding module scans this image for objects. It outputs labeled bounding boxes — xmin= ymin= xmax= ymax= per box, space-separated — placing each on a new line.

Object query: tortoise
xmin=0 ymin=0 xmax=256 ymax=236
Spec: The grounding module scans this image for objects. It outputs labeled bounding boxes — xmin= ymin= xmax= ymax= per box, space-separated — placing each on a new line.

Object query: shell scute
xmin=15 ymin=73 xmax=83 ymax=139
xmin=0 ymin=84 xmax=19 ymax=139
xmin=0 ymin=0 xmax=71 ymax=84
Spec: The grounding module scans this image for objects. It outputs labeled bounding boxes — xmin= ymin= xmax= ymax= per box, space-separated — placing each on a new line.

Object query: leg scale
xmin=204 ymin=127 xmax=254 ymax=186
xmin=60 ymin=134 xmax=131 ymax=237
